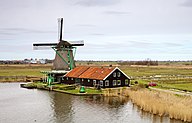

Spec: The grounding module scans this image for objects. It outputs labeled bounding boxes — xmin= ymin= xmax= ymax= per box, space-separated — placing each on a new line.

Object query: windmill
xmin=33 ymin=18 xmax=84 ymax=71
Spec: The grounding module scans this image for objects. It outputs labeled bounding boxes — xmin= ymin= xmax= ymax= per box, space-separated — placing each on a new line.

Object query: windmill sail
xmin=33 ymin=18 xmax=84 ymax=70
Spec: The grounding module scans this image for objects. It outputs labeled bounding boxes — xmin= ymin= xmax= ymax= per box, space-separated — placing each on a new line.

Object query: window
xmin=113 ymin=80 xmax=116 ymax=86
xmin=67 ymin=77 xmax=68 ymax=80
xmin=93 ymin=80 xmax=97 ymax=86
xmin=125 ymin=79 xmax=129 ymax=85
xmin=105 ymin=80 xmax=109 ymax=86
xmin=113 ymin=72 xmax=116 ymax=77
xmin=117 ymin=80 xmax=121 ymax=85
xmin=88 ymin=79 xmax=90 ymax=82
xmin=117 ymin=72 xmax=121 ymax=77
xmin=100 ymin=80 xmax=103 ymax=87
xmin=82 ymin=78 xmax=84 ymax=81
xmin=71 ymin=78 xmax=73 ymax=80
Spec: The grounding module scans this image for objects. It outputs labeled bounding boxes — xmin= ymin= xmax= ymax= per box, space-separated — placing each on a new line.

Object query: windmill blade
xmin=68 ymin=40 xmax=84 ymax=46
xmin=58 ymin=18 xmax=63 ymax=41
xmin=33 ymin=43 xmax=57 ymax=50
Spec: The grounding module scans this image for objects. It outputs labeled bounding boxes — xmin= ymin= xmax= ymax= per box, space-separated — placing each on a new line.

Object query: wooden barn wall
xmin=103 ymin=69 xmax=130 ymax=88
xmin=62 ymin=77 xmax=75 ymax=84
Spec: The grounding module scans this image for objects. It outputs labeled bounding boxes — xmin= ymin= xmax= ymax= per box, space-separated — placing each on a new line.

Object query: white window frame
xmin=117 ymin=72 xmax=121 ymax=77
xmin=100 ymin=80 xmax=103 ymax=87
xmin=71 ymin=78 xmax=73 ymax=80
xmin=88 ymin=79 xmax=90 ymax=82
xmin=105 ymin=80 xmax=109 ymax=86
xmin=117 ymin=80 xmax=121 ymax=85
xmin=93 ymin=80 xmax=97 ymax=86
xmin=82 ymin=78 xmax=84 ymax=81
xmin=113 ymin=72 xmax=116 ymax=77
xmin=113 ymin=80 xmax=116 ymax=86
xmin=67 ymin=77 xmax=68 ymax=80
xmin=125 ymin=79 xmax=129 ymax=85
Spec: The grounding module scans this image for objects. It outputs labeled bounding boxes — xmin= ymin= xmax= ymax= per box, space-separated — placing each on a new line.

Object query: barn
xmin=62 ymin=66 xmax=130 ymax=88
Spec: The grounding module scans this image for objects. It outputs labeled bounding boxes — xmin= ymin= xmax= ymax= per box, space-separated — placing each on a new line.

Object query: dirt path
xmin=149 ymin=87 xmax=192 ymax=96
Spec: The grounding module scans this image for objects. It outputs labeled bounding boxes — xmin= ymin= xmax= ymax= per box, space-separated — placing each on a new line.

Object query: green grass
xmin=66 ymin=88 xmax=102 ymax=94
xmin=120 ymin=66 xmax=192 ymax=92
xmin=159 ymin=83 xmax=192 ymax=92
xmin=1 ymin=63 xmax=192 ymax=92
xmin=23 ymin=82 xmax=103 ymax=95
xmin=0 ymin=64 xmax=51 ymax=76
xmin=120 ymin=66 xmax=192 ymax=77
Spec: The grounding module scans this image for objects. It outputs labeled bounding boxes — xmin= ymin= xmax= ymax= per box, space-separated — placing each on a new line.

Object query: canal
xmin=0 ymin=83 xmax=184 ymax=123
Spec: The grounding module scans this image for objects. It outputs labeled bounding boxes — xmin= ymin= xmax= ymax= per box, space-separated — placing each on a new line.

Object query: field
xmin=0 ymin=64 xmax=51 ymax=77
xmin=0 ymin=62 xmax=192 ymax=91
xmin=119 ymin=65 xmax=192 ymax=92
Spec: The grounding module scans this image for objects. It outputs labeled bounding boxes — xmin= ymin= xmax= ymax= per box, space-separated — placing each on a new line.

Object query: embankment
xmin=104 ymin=87 xmax=192 ymax=122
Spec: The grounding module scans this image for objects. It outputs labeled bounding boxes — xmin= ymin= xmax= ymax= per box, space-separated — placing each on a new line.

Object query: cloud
xmin=180 ymin=0 xmax=192 ymax=7
xmin=76 ymin=24 xmax=96 ymax=27
xmin=163 ymin=42 xmax=182 ymax=47
xmin=104 ymin=11 xmax=130 ymax=15
xmin=89 ymin=33 xmax=105 ymax=36
xmin=74 ymin=0 xmax=121 ymax=7
xmin=128 ymin=40 xmax=154 ymax=48
xmin=0 ymin=28 xmax=56 ymax=36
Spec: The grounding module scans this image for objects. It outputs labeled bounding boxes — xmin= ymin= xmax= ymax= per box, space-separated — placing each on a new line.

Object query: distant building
xmin=39 ymin=59 xmax=46 ymax=64
xmin=63 ymin=66 xmax=130 ymax=88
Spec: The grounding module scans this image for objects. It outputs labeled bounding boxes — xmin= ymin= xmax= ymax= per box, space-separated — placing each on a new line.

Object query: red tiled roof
xmin=65 ymin=66 xmax=89 ymax=78
xmin=64 ymin=66 xmax=115 ymax=80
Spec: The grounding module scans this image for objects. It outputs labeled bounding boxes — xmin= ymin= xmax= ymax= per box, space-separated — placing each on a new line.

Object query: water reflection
xmin=51 ymin=92 xmax=74 ymax=123
xmin=0 ymin=83 xmax=186 ymax=123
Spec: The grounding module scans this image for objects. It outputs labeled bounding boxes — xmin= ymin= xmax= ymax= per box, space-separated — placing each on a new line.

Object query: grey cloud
xmin=128 ymin=40 xmax=154 ymax=48
xmin=89 ymin=33 xmax=105 ymax=36
xmin=0 ymin=32 xmax=16 ymax=35
xmin=180 ymin=0 xmax=192 ymax=7
xmin=74 ymin=0 xmax=121 ymax=7
xmin=163 ymin=42 xmax=182 ymax=47
xmin=76 ymin=24 xmax=96 ymax=27
xmin=0 ymin=28 xmax=56 ymax=35
xmin=104 ymin=11 xmax=130 ymax=15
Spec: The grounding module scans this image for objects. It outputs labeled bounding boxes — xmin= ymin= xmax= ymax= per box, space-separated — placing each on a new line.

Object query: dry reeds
xmin=125 ymin=88 xmax=192 ymax=122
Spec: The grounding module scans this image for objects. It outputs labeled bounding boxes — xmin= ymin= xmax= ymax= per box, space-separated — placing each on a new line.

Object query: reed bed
xmin=103 ymin=87 xmax=192 ymax=122
xmin=125 ymin=88 xmax=192 ymax=122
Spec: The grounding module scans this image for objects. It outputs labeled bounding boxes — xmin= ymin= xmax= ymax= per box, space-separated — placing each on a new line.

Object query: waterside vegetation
xmin=21 ymin=82 xmax=103 ymax=95
xmin=103 ymin=84 xmax=192 ymax=123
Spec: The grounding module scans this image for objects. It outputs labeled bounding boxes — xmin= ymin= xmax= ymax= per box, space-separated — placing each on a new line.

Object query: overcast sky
xmin=0 ymin=0 xmax=192 ymax=61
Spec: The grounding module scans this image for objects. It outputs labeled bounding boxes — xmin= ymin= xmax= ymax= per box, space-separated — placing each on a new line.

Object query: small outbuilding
xmin=62 ymin=66 xmax=130 ymax=88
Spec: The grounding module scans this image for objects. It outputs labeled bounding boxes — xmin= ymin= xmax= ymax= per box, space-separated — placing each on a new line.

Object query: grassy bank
xmin=21 ymin=82 xmax=103 ymax=95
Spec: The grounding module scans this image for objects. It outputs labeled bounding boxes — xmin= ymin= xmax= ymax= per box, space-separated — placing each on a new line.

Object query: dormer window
xmin=113 ymin=72 xmax=116 ymax=77
xmin=117 ymin=72 xmax=121 ymax=77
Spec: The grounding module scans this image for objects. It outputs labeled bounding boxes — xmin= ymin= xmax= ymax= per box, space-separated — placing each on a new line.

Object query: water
xmin=0 ymin=83 xmax=185 ymax=123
